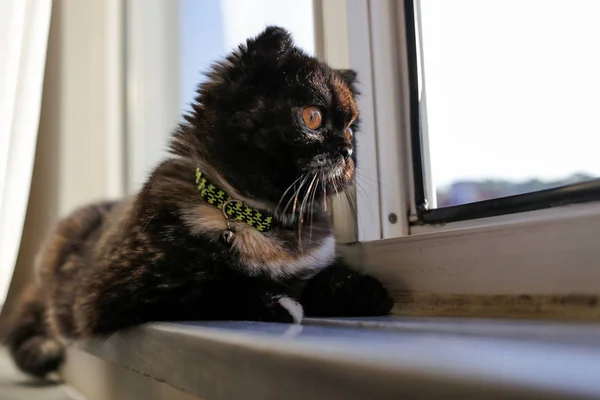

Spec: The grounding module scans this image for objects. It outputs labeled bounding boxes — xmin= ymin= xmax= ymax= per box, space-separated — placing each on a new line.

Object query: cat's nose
xmin=337 ymin=145 xmax=353 ymax=161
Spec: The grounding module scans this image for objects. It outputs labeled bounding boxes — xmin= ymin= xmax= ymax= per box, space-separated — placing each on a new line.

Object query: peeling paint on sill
xmin=391 ymin=291 xmax=600 ymax=321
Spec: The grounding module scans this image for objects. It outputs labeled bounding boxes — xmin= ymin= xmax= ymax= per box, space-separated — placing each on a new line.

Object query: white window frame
xmin=125 ymin=0 xmax=181 ymax=193
xmin=316 ymin=0 xmax=413 ymax=243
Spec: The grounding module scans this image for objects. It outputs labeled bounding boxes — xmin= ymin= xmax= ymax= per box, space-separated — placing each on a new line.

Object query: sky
xmin=180 ymin=0 xmax=600 ymax=190
xmin=419 ymin=0 xmax=600 ymax=188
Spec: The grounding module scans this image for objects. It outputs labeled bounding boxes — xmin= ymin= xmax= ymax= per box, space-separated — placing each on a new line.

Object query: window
xmin=409 ymin=0 xmax=600 ymax=223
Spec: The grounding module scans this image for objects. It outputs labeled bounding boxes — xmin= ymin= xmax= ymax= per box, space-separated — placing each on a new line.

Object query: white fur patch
xmin=236 ymin=233 xmax=336 ymax=280
xmin=278 ymin=234 xmax=336 ymax=277
xmin=277 ymin=296 xmax=304 ymax=324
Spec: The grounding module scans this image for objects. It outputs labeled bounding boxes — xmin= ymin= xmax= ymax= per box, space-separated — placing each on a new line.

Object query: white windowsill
xmin=68 ymin=317 xmax=600 ymax=400
xmin=342 ymin=202 xmax=600 ymax=318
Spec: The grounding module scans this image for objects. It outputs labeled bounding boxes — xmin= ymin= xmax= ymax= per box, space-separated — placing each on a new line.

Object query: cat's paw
xmin=260 ymin=295 xmax=303 ymax=324
xmin=276 ymin=296 xmax=304 ymax=324
xmin=300 ymin=265 xmax=394 ymax=317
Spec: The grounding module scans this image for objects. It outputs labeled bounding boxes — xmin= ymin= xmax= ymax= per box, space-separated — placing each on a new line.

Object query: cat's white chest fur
xmin=233 ymin=232 xmax=336 ymax=280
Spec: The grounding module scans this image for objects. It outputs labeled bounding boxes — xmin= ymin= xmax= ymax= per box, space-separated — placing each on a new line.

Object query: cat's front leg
xmin=74 ymin=274 xmax=303 ymax=337
xmin=300 ymin=259 xmax=394 ymax=317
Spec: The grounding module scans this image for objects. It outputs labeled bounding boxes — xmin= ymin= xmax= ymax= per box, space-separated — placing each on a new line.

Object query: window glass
xmin=417 ymin=0 xmax=600 ymax=208
xmin=180 ymin=0 xmax=314 ymax=116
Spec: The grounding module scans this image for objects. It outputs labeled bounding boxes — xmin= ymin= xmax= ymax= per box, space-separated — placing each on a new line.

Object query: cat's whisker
xmin=353 ymin=180 xmax=371 ymax=207
xmin=355 ymin=166 xmax=378 ymax=175
xmin=322 ymin=175 xmax=327 ymax=211
xmin=328 ymin=176 xmax=355 ymax=217
xmin=331 ymin=175 xmax=340 ymax=196
xmin=308 ymin=174 xmax=320 ymax=243
xmin=278 ymin=174 xmax=305 ymax=207
xmin=286 ymin=173 xmax=310 ymax=249
xmin=298 ymin=173 xmax=318 ymax=249
xmin=300 ymin=173 xmax=318 ymax=218
xmin=289 ymin=174 xmax=309 ymax=217
xmin=353 ymin=171 xmax=378 ymax=191
xmin=141 ymin=214 xmax=157 ymax=233
xmin=276 ymin=174 xmax=306 ymax=217
xmin=343 ymin=187 xmax=358 ymax=216
xmin=343 ymin=174 xmax=359 ymax=210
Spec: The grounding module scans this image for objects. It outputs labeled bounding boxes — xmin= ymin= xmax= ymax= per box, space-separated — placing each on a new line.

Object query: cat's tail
xmin=4 ymin=284 xmax=65 ymax=378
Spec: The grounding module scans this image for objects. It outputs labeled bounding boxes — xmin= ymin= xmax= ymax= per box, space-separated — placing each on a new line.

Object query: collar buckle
xmin=222 ymin=199 xmax=243 ymax=232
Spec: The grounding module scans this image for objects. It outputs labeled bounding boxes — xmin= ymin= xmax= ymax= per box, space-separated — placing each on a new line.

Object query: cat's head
xmin=173 ymin=26 xmax=359 ymax=218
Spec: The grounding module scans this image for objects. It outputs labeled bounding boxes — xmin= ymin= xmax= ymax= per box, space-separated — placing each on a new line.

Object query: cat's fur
xmin=5 ymin=26 xmax=393 ymax=378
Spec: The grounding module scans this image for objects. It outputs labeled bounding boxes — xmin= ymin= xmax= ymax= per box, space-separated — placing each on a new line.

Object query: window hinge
xmin=408 ymin=212 xmax=420 ymax=224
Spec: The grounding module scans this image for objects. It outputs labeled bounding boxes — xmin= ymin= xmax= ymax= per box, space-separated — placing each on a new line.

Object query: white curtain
xmin=0 ymin=0 xmax=52 ymax=304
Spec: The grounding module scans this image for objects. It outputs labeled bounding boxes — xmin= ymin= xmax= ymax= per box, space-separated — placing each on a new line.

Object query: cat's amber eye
xmin=302 ymin=106 xmax=323 ymax=130
xmin=345 ymin=127 xmax=353 ymax=141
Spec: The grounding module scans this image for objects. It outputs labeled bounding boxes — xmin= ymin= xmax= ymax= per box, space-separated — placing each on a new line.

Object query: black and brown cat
xmin=5 ymin=26 xmax=393 ymax=378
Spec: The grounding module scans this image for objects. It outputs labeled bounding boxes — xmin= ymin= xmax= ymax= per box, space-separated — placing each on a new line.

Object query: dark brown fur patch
xmin=333 ymin=74 xmax=359 ymax=123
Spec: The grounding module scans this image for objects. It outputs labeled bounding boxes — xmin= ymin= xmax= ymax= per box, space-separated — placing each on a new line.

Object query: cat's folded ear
xmin=336 ymin=69 xmax=358 ymax=86
xmin=200 ymin=26 xmax=294 ymax=102
xmin=243 ymin=26 xmax=295 ymax=69
xmin=336 ymin=69 xmax=359 ymax=96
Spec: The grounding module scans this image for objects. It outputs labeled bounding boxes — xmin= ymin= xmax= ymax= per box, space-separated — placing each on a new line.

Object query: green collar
xmin=195 ymin=168 xmax=274 ymax=232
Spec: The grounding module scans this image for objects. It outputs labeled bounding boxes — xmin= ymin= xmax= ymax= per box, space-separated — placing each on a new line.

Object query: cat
xmin=5 ymin=26 xmax=394 ymax=378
